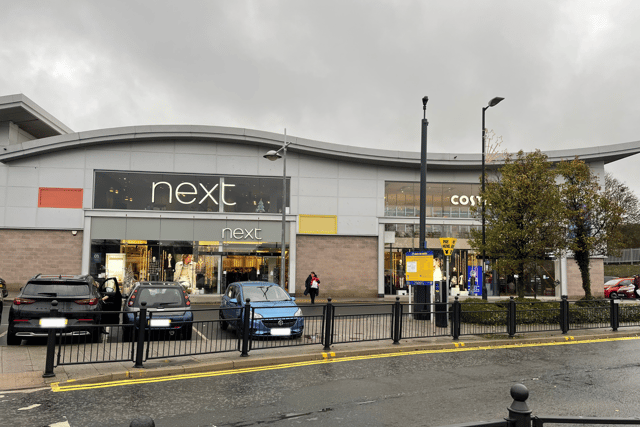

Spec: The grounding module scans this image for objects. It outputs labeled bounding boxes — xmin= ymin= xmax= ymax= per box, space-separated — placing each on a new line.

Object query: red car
xmin=604 ymin=277 xmax=638 ymax=299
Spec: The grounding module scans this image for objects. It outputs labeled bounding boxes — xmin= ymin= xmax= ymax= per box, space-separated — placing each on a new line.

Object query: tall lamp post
xmin=419 ymin=96 xmax=429 ymax=251
xmin=481 ymin=97 xmax=504 ymax=300
xmin=264 ymin=129 xmax=290 ymax=288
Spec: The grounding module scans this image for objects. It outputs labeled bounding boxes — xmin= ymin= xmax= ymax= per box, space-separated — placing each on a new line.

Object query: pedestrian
xmin=305 ymin=272 xmax=320 ymax=304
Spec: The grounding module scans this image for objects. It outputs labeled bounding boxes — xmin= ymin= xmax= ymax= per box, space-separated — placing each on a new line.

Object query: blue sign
xmin=467 ymin=265 xmax=483 ymax=296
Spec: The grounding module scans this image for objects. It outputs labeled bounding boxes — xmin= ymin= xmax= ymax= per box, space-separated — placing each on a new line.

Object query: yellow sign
xmin=299 ymin=215 xmax=338 ymax=234
xmin=439 ymin=237 xmax=457 ymax=256
xmin=405 ymin=253 xmax=434 ymax=282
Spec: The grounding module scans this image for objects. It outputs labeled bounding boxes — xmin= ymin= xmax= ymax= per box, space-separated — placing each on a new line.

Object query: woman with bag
xmin=305 ymin=272 xmax=320 ymax=304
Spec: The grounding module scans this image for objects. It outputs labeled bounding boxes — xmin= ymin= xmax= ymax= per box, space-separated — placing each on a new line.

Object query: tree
xmin=470 ymin=150 xmax=565 ymax=297
xmin=557 ymin=158 xmax=625 ymax=298
xmin=605 ymin=173 xmax=640 ymax=224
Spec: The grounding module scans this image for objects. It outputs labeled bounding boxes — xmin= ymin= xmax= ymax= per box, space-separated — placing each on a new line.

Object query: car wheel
xmin=610 ymin=292 xmax=618 ymax=299
xmin=220 ymin=313 xmax=229 ymax=330
xmin=7 ymin=331 xmax=20 ymax=346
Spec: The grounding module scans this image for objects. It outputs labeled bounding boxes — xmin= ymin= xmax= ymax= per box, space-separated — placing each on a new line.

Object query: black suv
xmin=7 ymin=274 xmax=122 ymax=345
xmin=0 ymin=277 xmax=7 ymax=298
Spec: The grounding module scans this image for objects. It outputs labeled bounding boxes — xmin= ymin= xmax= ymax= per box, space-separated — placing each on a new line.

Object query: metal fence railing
xmin=41 ymin=295 xmax=640 ymax=377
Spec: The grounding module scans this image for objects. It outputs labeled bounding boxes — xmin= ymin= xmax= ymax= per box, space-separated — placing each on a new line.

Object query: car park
xmin=123 ymin=281 xmax=193 ymax=341
xmin=604 ymin=277 xmax=637 ymax=299
xmin=7 ymin=274 xmax=118 ymax=345
xmin=0 ymin=277 xmax=7 ymax=297
xmin=220 ymin=282 xmax=304 ymax=338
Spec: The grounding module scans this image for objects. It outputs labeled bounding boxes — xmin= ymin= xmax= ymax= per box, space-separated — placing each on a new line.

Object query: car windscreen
xmin=135 ymin=287 xmax=184 ymax=307
xmin=241 ymin=286 xmax=291 ymax=302
xmin=22 ymin=283 xmax=91 ymax=297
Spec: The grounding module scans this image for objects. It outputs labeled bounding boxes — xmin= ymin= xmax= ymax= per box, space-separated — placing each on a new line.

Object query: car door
xmin=222 ymin=285 xmax=242 ymax=326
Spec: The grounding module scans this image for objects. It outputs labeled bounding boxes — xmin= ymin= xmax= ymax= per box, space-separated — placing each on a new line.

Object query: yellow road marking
xmin=50 ymin=335 xmax=640 ymax=392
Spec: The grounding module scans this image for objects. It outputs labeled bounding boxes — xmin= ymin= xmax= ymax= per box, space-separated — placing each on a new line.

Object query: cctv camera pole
xmin=419 ymin=97 xmax=428 ymax=251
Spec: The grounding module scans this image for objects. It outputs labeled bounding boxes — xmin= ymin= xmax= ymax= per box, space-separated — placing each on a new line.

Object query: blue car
xmin=220 ymin=282 xmax=304 ymax=338
xmin=123 ymin=282 xmax=193 ymax=341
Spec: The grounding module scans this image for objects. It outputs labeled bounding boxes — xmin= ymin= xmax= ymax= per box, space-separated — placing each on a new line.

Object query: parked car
xmin=123 ymin=281 xmax=193 ymax=341
xmin=604 ymin=277 xmax=637 ymax=299
xmin=0 ymin=277 xmax=7 ymax=298
xmin=7 ymin=274 xmax=119 ymax=345
xmin=220 ymin=282 xmax=304 ymax=338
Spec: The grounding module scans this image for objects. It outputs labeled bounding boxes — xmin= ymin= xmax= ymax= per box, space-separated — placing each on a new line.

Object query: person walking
xmin=305 ymin=272 xmax=320 ymax=304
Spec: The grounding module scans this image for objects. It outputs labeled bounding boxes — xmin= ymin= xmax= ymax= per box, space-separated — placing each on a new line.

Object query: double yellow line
xmin=51 ymin=336 xmax=640 ymax=392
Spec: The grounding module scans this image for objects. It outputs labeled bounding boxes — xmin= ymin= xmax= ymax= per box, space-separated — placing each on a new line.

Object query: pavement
xmin=2 ymin=293 xmax=638 ymax=393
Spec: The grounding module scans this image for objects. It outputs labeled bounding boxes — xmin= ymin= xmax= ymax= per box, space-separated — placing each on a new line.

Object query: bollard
xmin=507 ymin=383 xmax=532 ymax=427
xmin=560 ymin=295 xmax=569 ymax=334
xmin=392 ymin=297 xmax=402 ymax=344
xmin=241 ymin=299 xmax=251 ymax=357
xmin=507 ymin=297 xmax=516 ymax=337
xmin=134 ymin=302 xmax=147 ymax=368
xmin=451 ymin=296 xmax=461 ymax=340
xmin=130 ymin=416 xmax=155 ymax=427
xmin=43 ymin=300 xmax=59 ymax=378
xmin=323 ymin=298 xmax=333 ymax=351
xmin=610 ymin=297 xmax=619 ymax=332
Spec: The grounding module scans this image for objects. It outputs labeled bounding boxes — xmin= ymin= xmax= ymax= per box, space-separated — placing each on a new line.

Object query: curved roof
xmin=1 ymin=112 xmax=639 ymax=169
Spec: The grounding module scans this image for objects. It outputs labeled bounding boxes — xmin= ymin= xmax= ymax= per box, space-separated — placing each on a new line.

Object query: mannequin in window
xmin=149 ymin=256 xmax=160 ymax=281
xmin=164 ymin=254 xmax=175 ymax=281
xmin=174 ymin=254 xmax=196 ymax=291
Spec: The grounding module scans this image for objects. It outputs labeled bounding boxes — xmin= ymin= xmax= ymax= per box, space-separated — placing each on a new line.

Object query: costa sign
xmin=451 ymin=195 xmax=482 ymax=206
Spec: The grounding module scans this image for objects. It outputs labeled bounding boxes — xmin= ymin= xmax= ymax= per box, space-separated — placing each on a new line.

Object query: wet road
xmin=2 ymin=337 xmax=639 ymax=427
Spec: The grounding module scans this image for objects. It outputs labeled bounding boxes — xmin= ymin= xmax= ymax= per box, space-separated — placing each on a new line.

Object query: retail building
xmin=1 ymin=94 xmax=638 ymax=298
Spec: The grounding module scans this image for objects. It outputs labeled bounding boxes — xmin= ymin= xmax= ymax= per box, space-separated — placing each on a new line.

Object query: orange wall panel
xmin=38 ymin=188 xmax=83 ymax=209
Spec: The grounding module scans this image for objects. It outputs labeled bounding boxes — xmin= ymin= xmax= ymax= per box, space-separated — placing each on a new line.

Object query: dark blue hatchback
xmin=220 ymin=282 xmax=304 ymax=338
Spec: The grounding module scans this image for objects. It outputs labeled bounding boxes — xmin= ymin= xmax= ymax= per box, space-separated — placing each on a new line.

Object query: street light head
xmin=263 ymin=150 xmax=282 ymax=161
xmin=488 ymin=97 xmax=504 ymax=107
xmin=422 ymin=96 xmax=429 ymax=107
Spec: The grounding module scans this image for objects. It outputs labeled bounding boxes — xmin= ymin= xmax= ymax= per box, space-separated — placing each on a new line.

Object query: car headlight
xmin=252 ymin=312 xmax=263 ymax=319
xmin=294 ymin=308 xmax=302 ymax=317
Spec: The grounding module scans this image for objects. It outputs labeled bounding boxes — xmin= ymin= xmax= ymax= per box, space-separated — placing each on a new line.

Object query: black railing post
xmin=507 ymin=383 xmax=532 ymax=427
xmin=560 ymin=295 xmax=569 ymax=334
xmin=323 ymin=298 xmax=333 ymax=351
xmin=43 ymin=300 xmax=59 ymax=378
xmin=508 ymin=296 xmax=516 ymax=337
xmin=392 ymin=297 xmax=402 ymax=344
xmin=610 ymin=298 xmax=619 ymax=332
xmin=452 ymin=296 xmax=461 ymax=340
xmin=241 ymin=299 xmax=251 ymax=357
xmin=134 ymin=302 xmax=147 ymax=368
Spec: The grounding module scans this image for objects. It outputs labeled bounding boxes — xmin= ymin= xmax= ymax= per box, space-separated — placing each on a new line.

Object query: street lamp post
xmin=263 ymin=129 xmax=291 ymax=288
xmin=419 ymin=96 xmax=429 ymax=251
xmin=481 ymin=97 xmax=504 ymax=300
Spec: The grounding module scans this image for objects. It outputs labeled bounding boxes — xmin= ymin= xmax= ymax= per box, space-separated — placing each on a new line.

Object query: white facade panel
xmin=338 ymin=162 xmax=378 ymax=179
xmin=217 ymin=142 xmax=259 ymax=157
xmin=6 ymin=186 xmax=38 ymax=207
xmin=130 ymin=141 xmax=176 ymax=153
xmin=130 ymin=151 xmax=176 ymax=172
xmin=338 ymin=216 xmax=379 ymax=235
xmin=0 ymin=186 xmax=5 ymax=208
xmin=175 ymin=153 xmax=218 ymax=174
xmin=338 ymin=197 xmax=378 ymax=217
xmin=298 ymin=177 xmax=338 ymax=197
xmin=36 ymin=208 xmax=84 ymax=228
xmin=7 ymin=166 xmax=39 ymax=187
xmin=298 ymin=158 xmax=339 ymax=178
xmin=38 ymin=150 xmax=86 ymax=168
xmin=216 ymin=155 xmax=259 ymax=175
xmin=298 ymin=196 xmax=338 ymax=216
xmin=0 ymin=164 xmax=8 ymax=186
xmin=38 ymin=168 xmax=85 ymax=188
xmin=5 ymin=207 xmax=37 ymax=227
xmin=85 ymin=149 xmax=132 ymax=170
xmin=338 ymin=179 xmax=378 ymax=198
xmin=174 ymin=141 xmax=216 ymax=155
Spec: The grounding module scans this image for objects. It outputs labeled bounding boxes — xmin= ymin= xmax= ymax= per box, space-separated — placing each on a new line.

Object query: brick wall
xmin=0 ymin=229 xmax=83 ymax=291
xmin=566 ymin=257 xmax=604 ymax=299
xmin=296 ymin=235 xmax=378 ymax=298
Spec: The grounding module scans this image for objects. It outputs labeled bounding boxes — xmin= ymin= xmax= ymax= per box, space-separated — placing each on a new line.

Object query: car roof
xmin=137 ymin=281 xmax=182 ymax=287
xmin=232 ymin=281 xmax=280 ymax=288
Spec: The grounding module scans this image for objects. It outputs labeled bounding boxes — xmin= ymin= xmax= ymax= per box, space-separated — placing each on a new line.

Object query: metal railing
xmin=41 ymin=295 xmax=640 ymax=377
xmin=436 ymin=384 xmax=640 ymax=427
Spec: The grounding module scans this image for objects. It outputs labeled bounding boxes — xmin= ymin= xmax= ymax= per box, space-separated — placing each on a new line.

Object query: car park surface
xmin=220 ymin=281 xmax=304 ymax=338
xmin=123 ymin=281 xmax=193 ymax=341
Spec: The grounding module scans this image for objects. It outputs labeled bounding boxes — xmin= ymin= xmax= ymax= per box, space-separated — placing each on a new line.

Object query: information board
xmin=405 ymin=251 xmax=434 ymax=285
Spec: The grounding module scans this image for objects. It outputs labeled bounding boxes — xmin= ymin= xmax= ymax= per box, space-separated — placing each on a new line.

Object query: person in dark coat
xmin=304 ymin=272 xmax=320 ymax=304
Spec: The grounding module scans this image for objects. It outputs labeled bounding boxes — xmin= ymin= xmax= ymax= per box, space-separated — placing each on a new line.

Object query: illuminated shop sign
xmin=94 ymin=171 xmax=289 ymax=213
xmin=450 ymin=195 xmax=482 ymax=206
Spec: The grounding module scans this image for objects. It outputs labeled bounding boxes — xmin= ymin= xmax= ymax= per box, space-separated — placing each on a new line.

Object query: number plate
xmin=149 ymin=318 xmax=171 ymax=327
xmin=40 ymin=318 xmax=68 ymax=328
xmin=271 ymin=327 xmax=291 ymax=336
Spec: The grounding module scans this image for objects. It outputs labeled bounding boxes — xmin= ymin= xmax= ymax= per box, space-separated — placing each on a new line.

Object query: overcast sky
xmin=2 ymin=1 xmax=640 ymax=194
